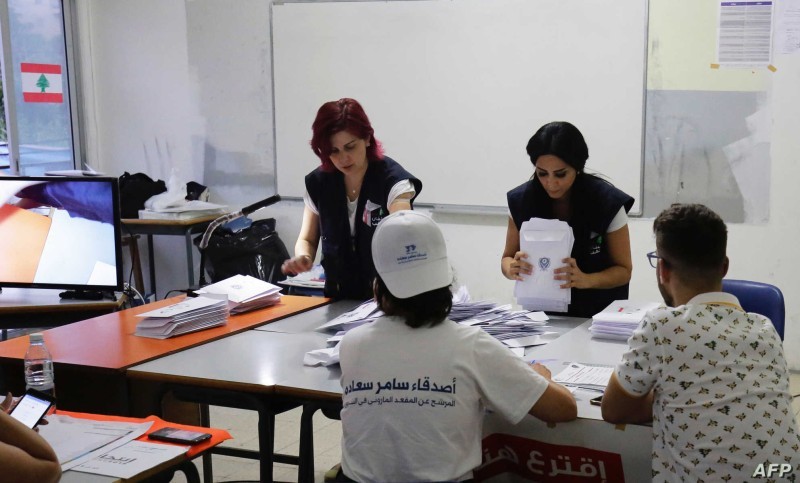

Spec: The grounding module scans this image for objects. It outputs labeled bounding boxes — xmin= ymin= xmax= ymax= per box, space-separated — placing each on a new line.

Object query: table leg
xmin=147 ymin=234 xmax=157 ymax=300
xmin=184 ymin=230 xmax=195 ymax=288
xmin=299 ymin=405 xmax=318 ymax=483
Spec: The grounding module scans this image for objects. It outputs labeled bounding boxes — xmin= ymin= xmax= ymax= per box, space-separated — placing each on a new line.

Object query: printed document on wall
xmin=514 ymin=218 xmax=574 ymax=312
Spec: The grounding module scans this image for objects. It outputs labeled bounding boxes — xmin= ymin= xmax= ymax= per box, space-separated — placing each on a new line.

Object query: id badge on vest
xmin=589 ymin=231 xmax=603 ymax=255
xmin=362 ymin=200 xmax=386 ymax=227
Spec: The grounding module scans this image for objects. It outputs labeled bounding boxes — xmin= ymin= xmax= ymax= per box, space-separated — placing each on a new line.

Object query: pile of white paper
xmin=194 ymin=274 xmax=282 ymax=314
xmin=552 ymin=362 xmax=614 ymax=392
xmin=514 ymin=218 xmax=574 ymax=313
xmin=588 ymin=300 xmax=661 ymax=341
xmin=138 ymin=200 xmax=228 ymax=220
xmin=303 ymin=287 xmax=554 ymax=366
xmin=281 ymin=263 xmax=325 ymax=289
xmin=134 ymin=295 xmax=229 ymax=339
xmin=38 ymin=415 xmax=152 ymax=471
xmin=455 ymin=304 xmax=551 ymax=351
xmin=40 ymin=415 xmax=190 ymax=479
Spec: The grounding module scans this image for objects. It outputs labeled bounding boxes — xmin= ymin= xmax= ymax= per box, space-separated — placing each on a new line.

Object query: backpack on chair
xmin=194 ymin=217 xmax=290 ymax=285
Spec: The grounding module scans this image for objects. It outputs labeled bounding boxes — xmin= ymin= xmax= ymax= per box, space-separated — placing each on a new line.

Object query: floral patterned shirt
xmin=616 ymin=292 xmax=800 ymax=482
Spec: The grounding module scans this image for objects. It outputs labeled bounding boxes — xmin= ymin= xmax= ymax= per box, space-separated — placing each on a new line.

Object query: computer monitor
xmin=0 ymin=176 xmax=124 ymax=296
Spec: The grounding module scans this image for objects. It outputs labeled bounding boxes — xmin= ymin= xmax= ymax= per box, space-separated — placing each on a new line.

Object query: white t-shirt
xmin=615 ymin=292 xmax=800 ymax=482
xmin=303 ymin=179 xmax=416 ymax=236
xmin=339 ymin=316 xmax=549 ymax=482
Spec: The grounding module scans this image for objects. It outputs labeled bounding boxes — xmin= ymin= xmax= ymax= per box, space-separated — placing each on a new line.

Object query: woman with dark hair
xmin=281 ymin=98 xmax=422 ymax=299
xmin=502 ymin=121 xmax=634 ymax=317
xmin=337 ymin=211 xmax=576 ymax=482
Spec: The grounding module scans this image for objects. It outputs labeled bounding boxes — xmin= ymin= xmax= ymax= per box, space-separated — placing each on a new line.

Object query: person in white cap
xmin=336 ymin=211 xmax=577 ymax=482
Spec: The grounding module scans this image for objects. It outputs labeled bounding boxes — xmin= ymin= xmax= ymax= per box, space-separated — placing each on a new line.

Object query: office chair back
xmin=721 ymin=279 xmax=785 ymax=340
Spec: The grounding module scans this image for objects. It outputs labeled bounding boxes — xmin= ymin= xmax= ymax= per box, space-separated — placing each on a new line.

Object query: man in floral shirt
xmin=602 ymin=203 xmax=799 ymax=482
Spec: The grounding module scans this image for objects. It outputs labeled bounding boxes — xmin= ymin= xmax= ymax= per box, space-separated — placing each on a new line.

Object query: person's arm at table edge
xmin=528 ymin=363 xmax=578 ymax=422
xmin=0 ymin=411 xmax=61 ymax=483
xmin=388 ymin=191 xmax=413 ymax=213
xmin=282 ymin=206 xmax=320 ymax=275
xmin=601 ymin=372 xmax=653 ymax=424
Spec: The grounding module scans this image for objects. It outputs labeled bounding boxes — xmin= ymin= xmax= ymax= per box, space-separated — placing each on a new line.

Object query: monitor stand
xmin=59 ymin=290 xmax=106 ymax=301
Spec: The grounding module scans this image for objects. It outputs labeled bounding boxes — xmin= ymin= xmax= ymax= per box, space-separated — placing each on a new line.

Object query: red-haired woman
xmin=281 ymin=98 xmax=422 ymax=299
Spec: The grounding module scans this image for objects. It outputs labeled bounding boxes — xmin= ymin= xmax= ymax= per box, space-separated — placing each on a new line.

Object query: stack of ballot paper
xmin=134 ymin=296 xmax=229 ymax=339
xmin=303 ymin=287 xmax=556 ymax=366
xmin=514 ymin=218 xmax=574 ymax=312
xmin=138 ymin=200 xmax=228 ymax=220
xmin=281 ymin=264 xmax=325 ymax=290
xmin=194 ymin=274 xmax=282 ymax=314
xmin=553 ymin=362 xmax=614 ymax=392
xmin=588 ymin=300 xmax=662 ymax=341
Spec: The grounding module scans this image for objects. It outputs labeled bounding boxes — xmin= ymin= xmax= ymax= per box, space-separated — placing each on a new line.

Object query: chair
xmin=721 ymin=279 xmax=785 ymax=340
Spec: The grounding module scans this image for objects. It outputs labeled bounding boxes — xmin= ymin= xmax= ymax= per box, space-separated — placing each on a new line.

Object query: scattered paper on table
xmin=74 ymin=441 xmax=188 ymax=479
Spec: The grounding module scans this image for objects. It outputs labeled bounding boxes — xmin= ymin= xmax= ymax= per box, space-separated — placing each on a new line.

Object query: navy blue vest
xmin=507 ymin=175 xmax=634 ymax=317
xmin=306 ymin=157 xmax=422 ymax=300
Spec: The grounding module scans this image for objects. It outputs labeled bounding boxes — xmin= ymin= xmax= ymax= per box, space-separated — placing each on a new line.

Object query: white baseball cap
xmin=371 ymin=211 xmax=452 ymax=299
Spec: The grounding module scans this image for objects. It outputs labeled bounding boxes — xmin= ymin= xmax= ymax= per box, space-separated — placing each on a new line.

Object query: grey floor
xmin=168 ymin=405 xmax=342 ymax=482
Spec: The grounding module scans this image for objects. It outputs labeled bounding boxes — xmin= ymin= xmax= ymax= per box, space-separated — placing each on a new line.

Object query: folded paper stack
xmin=194 ymin=274 xmax=282 ymax=314
xmin=588 ymin=300 xmax=661 ymax=341
xmin=134 ymin=295 xmax=229 ymax=339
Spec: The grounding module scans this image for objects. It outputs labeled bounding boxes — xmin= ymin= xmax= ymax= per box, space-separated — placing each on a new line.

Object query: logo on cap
xmin=397 ymin=244 xmax=427 ymax=265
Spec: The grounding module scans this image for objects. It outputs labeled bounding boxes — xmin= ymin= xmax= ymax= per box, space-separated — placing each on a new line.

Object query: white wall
xmin=76 ymin=0 xmax=799 ymax=369
xmin=75 ymin=0 xmax=273 ymax=297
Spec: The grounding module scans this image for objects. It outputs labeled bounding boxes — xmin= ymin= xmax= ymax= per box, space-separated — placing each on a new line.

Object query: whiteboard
xmin=274 ymin=0 xmax=646 ymax=211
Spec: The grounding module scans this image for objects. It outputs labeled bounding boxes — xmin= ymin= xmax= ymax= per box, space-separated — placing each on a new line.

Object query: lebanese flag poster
xmin=21 ymin=63 xmax=63 ymax=103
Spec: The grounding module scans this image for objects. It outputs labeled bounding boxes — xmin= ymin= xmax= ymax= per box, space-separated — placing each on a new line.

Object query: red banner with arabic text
xmin=475 ymin=433 xmax=625 ymax=482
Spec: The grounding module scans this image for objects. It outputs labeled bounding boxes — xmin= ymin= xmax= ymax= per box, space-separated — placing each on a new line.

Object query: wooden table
xmin=0 ymin=288 xmax=122 ymax=340
xmin=0 ymin=295 xmax=329 ymax=415
xmin=121 ymin=215 xmax=224 ymax=299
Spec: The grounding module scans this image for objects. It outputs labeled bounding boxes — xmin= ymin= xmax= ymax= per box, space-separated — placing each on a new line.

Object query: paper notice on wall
xmin=776 ymin=0 xmax=800 ymax=55
xmin=717 ymin=1 xmax=774 ymax=67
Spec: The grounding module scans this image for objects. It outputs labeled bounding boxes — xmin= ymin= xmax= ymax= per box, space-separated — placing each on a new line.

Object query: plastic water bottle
xmin=24 ymin=333 xmax=55 ymax=398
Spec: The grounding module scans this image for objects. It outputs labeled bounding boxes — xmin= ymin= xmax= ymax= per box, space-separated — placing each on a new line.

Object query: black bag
xmin=194 ymin=218 xmax=290 ymax=285
xmin=118 ymin=172 xmax=167 ymax=219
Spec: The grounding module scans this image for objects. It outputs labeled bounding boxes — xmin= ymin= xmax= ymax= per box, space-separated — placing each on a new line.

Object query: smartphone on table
xmin=8 ymin=388 xmax=56 ymax=428
xmin=148 ymin=427 xmax=212 ymax=445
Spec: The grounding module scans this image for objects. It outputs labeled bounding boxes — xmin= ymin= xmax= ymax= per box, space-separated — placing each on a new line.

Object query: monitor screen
xmin=0 ymin=176 xmax=124 ymax=292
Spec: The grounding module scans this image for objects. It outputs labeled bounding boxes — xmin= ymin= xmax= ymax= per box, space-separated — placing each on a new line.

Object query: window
xmin=0 ymin=0 xmax=77 ymax=175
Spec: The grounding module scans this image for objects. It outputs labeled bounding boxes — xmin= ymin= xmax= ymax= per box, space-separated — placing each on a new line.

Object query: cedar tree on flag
xmin=21 ymin=63 xmax=63 ymax=103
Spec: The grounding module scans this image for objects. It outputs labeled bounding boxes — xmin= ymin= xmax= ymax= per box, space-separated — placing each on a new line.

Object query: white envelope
xmin=514 ymin=218 xmax=574 ymax=311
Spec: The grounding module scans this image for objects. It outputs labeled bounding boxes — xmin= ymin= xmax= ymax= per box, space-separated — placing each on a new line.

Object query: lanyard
xmin=707 ymin=301 xmax=744 ymax=311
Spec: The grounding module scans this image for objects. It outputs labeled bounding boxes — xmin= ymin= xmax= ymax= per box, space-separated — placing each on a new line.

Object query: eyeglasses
xmin=646 ymin=251 xmax=660 ymax=269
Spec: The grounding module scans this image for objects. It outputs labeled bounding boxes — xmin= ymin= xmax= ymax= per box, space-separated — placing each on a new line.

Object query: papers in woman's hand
xmin=514 ymin=218 xmax=574 ymax=312
xmin=134 ymin=295 xmax=229 ymax=339
xmin=281 ymin=263 xmax=325 ymax=289
xmin=194 ymin=274 xmax=282 ymax=314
